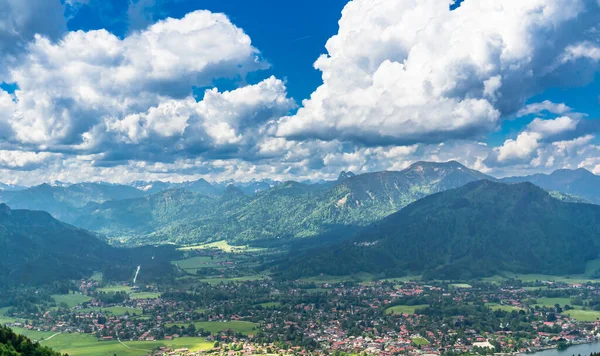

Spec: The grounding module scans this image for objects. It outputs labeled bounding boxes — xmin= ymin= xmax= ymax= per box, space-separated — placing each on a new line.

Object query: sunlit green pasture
xmin=385 ymin=304 xmax=428 ymax=315
xmin=166 ymin=321 xmax=258 ymax=335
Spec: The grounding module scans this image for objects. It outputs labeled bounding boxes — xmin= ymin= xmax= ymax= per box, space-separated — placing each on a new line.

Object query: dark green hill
xmin=0 ymin=204 xmax=179 ymax=286
xmin=0 ymin=325 xmax=63 ymax=355
xmin=278 ymin=180 xmax=600 ymax=279
xmin=502 ymin=168 xmax=600 ymax=203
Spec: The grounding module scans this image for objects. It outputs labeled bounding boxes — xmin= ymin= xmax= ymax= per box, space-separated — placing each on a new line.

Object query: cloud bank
xmin=0 ymin=0 xmax=600 ymax=185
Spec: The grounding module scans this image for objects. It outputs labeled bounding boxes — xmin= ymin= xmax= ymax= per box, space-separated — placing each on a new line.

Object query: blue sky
xmin=65 ymin=0 xmax=349 ymax=102
xmin=0 ymin=0 xmax=599 ymax=184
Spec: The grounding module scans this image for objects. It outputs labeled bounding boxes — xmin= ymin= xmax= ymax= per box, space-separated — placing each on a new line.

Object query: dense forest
xmin=275 ymin=180 xmax=600 ymax=280
xmin=0 ymin=203 xmax=181 ymax=286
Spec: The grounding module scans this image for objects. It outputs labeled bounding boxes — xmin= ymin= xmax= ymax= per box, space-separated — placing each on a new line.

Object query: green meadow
xmin=79 ymin=306 xmax=143 ymax=316
xmin=486 ymin=303 xmax=523 ymax=312
xmin=385 ymin=304 xmax=428 ymax=315
xmin=0 ymin=307 xmax=18 ymax=325
xmin=198 ymin=274 xmax=270 ymax=284
xmin=166 ymin=321 xmax=258 ymax=335
xmin=52 ymin=294 xmax=92 ymax=308
xmin=411 ymin=337 xmax=429 ymax=346
xmin=299 ymin=272 xmax=375 ymax=284
xmin=12 ymin=329 xmax=212 ymax=356
xmin=130 ymin=292 xmax=161 ymax=299
xmin=178 ymin=241 xmax=265 ymax=253
xmin=563 ymin=309 xmax=600 ymax=322
xmin=450 ymin=283 xmax=473 ymax=288
xmin=97 ymin=285 xmax=133 ymax=293
xmin=533 ymin=297 xmax=574 ymax=308
xmin=171 ymin=255 xmax=229 ymax=274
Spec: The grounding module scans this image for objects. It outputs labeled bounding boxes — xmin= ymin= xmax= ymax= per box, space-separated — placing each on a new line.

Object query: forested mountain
xmin=0 ymin=204 xmax=179 ymax=286
xmin=0 ymin=183 xmax=146 ymax=221
xmin=0 ymin=325 xmax=63 ymax=355
xmin=73 ymin=189 xmax=217 ymax=237
xmin=276 ymin=181 xmax=600 ymax=280
xmin=72 ymin=161 xmax=495 ymax=246
xmin=502 ymin=168 xmax=600 ymax=203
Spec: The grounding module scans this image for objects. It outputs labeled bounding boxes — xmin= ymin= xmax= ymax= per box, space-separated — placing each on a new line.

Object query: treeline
xmin=0 ymin=325 xmax=64 ymax=355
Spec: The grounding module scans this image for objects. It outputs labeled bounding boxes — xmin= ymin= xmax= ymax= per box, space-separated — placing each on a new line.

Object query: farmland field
xmin=12 ymin=329 xmax=212 ymax=356
xmin=484 ymin=272 xmax=600 ymax=284
xmin=79 ymin=306 xmax=143 ymax=316
xmin=166 ymin=321 xmax=258 ymax=335
xmin=171 ymin=256 xmax=229 ymax=274
xmin=97 ymin=285 xmax=133 ymax=293
xmin=412 ymin=337 xmax=429 ymax=346
xmin=198 ymin=274 xmax=270 ymax=284
xmin=563 ymin=309 xmax=600 ymax=322
xmin=450 ymin=283 xmax=472 ymax=288
xmin=486 ymin=303 xmax=522 ymax=312
xmin=299 ymin=272 xmax=375 ymax=284
xmin=52 ymin=293 xmax=92 ymax=308
xmin=0 ymin=307 xmax=17 ymax=325
xmin=533 ymin=297 xmax=574 ymax=308
xmin=385 ymin=305 xmax=428 ymax=315
xmin=130 ymin=292 xmax=161 ymax=299
xmin=178 ymin=241 xmax=265 ymax=253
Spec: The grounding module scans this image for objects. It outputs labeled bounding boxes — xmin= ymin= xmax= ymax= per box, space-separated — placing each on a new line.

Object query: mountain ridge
xmin=277 ymin=180 xmax=600 ymax=279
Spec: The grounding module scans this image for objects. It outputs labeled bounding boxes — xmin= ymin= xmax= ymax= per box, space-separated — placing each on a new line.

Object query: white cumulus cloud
xmin=276 ymin=0 xmax=600 ymax=146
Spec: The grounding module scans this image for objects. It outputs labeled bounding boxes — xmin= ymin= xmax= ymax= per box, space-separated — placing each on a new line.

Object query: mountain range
xmin=1 ymin=162 xmax=599 ymax=247
xmin=277 ymin=180 xmax=600 ymax=279
xmin=3 ymin=161 xmax=600 ymax=284
xmin=501 ymin=168 xmax=600 ymax=204
xmin=68 ymin=161 xmax=495 ymax=246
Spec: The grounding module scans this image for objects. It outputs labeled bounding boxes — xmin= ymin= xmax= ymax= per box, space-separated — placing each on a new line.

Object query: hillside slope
xmin=0 ymin=204 xmax=178 ymax=286
xmin=0 ymin=325 xmax=63 ymax=355
xmin=277 ymin=181 xmax=600 ymax=279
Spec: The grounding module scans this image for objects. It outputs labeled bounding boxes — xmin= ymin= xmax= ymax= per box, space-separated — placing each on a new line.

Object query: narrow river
xmin=523 ymin=343 xmax=600 ymax=356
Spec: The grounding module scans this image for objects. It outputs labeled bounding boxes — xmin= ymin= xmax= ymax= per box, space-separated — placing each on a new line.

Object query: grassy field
xmin=179 ymin=241 xmax=265 ymax=253
xmin=484 ymin=272 xmax=600 ymax=284
xmin=52 ymin=294 xmax=92 ymax=308
xmin=486 ymin=303 xmax=523 ymax=312
xmin=533 ymin=297 xmax=574 ymax=308
xmin=166 ymin=321 xmax=258 ymax=335
xmin=97 ymin=285 xmax=133 ymax=293
xmin=12 ymin=329 xmax=212 ymax=356
xmin=0 ymin=307 xmax=18 ymax=325
xmin=385 ymin=304 xmax=428 ymax=315
xmin=450 ymin=283 xmax=472 ymax=288
xmin=256 ymin=302 xmax=281 ymax=308
xmin=299 ymin=272 xmax=375 ymax=284
xmin=563 ymin=309 xmax=600 ymax=322
xmin=412 ymin=337 xmax=429 ymax=346
xmin=79 ymin=306 xmax=143 ymax=316
xmin=172 ymin=256 xmax=229 ymax=274
xmin=198 ymin=274 xmax=270 ymax=284
xmin=130 ymin=292 xmax=161 ymax=299
xmin=522 ymin=286 xmax=549 ymax=291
